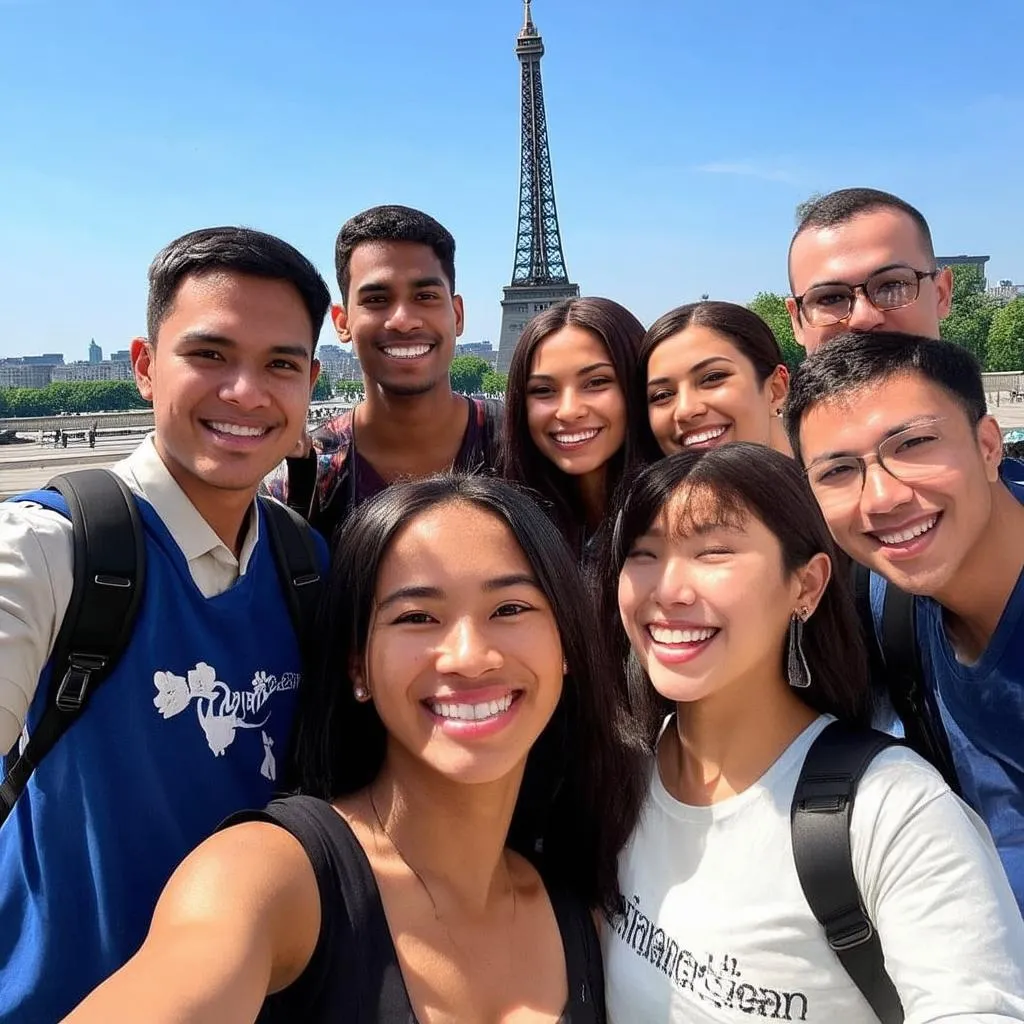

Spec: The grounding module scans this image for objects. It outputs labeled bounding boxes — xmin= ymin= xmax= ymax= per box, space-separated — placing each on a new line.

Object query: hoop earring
xmin=787 ymin=610 xmax=812 ymax=689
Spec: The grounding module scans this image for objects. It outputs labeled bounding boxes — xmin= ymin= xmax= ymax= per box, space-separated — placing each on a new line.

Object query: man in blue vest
xmin=0 ymin=226 xmax=330 ymax=1021
xmin=786 ymin=332 xmax=1024 ymax=914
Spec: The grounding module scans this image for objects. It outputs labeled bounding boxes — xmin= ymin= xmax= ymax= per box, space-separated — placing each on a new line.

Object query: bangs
xmin=662 ymin=481 xmax=749 ymax=539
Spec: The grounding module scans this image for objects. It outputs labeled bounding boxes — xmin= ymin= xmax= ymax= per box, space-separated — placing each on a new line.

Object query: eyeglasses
xmin=794 ymin=266 xmax=939 ymax=327
xmin=805 ymin=418 xmax=952 ymax=511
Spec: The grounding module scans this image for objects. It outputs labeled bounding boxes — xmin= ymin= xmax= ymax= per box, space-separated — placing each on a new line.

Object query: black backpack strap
xmin=791 ymin=721 xmax=904 ymax=1024
xmin=0 ymin=469 xmax=145 ymax=825
xmin=258 ymin=496 xmax=323 ymax=661
xmin=482 ymin=397 xmax=505 ymax=467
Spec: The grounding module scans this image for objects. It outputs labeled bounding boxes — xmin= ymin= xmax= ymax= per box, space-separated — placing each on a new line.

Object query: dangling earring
xmin=562 ymin=658 xmax=568 ymax=676
xmin=787 ymin=610 xmax=812 ymax=689
xmin=353 ymin=684 xmax=371 ymax=702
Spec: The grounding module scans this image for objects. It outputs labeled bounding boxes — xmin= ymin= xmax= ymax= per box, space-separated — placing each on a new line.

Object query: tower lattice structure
xmin=496 ymin=0 xmax=579 ymax=374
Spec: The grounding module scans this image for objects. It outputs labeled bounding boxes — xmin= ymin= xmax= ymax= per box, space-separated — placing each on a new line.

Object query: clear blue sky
xmin=1 ymin=0 xmax=1021 ymax=361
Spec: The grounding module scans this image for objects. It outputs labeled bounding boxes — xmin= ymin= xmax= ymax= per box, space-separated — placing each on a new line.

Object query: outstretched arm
xmin=63 ymin=821 xmax=320 ymax=1023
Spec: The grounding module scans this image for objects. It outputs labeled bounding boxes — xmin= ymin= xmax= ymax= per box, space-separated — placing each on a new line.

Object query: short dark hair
xmin=632 ymin=301 xmax=785 ymax=464
xmin=784 ymin=332 xmax=987 ymax=463
xmin=602 ymin=444 xmax=872 ymax=740
xmin=288 ymin=473 xmax=647 ymax=916
xmin=789 ymin=188 xmax=936 ymax=291
xmin=335 ymin=205 xmax=457 ymax=305
xmin=146 ymin=226 xmax=330 ymax=350
xmin=500 ymin=297 xmax=646 ymax=553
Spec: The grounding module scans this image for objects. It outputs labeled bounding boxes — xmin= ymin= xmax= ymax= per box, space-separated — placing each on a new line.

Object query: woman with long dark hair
xmin=602 ymin=445 xmax=1024 ymax=1022
xmin=635 ymin=301 xmax=791 ymax=463
xmin=502 ymin=297 xmax=645 ymax=555
xmin=68 ymin=475 xmax=647 ymax=1023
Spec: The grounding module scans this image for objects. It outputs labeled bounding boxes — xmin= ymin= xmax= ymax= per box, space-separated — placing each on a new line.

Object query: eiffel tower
xmin=496 ymin=0 xmax=579 ymax=374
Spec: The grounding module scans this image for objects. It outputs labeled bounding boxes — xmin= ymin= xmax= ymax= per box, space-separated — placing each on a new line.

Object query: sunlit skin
xmin=799 ymin=373 xmax=1024 ymax=660
xmin=618 ymin=487 xmax=828 ymax=805
xmin=331 ymin=241 xmax=470 ymax=482
xmin=132 ymin=271 xmax=319 ymax=553
xmin=787 ymin=208 xmax=952 ymax=353
xmin=646 ymin=325 xmax=788 ymax=455
xmin=526 ymin=325 xmax=627 ymax=526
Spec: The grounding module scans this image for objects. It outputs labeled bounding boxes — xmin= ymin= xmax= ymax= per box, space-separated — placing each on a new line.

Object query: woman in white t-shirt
xmin=602 ymin=442 xmax=1024 ymax=1023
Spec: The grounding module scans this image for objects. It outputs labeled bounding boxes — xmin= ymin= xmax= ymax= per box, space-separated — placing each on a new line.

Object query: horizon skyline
xmin=1 ymin=0 xmax=1021 ymax=360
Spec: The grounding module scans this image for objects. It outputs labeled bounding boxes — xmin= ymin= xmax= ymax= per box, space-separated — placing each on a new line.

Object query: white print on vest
xmin=152 ymin=662 xmax=300 ymax=778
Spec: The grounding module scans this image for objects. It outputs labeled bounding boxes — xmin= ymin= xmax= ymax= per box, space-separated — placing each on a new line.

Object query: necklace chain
xmin=367 ymin=787 xmax=517 ymax=935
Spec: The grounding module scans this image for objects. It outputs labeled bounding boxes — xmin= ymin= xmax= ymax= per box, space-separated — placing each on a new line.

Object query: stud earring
xmin=353 ymin=684 xmax=371 ymax=702
xmin=787 ymin=609 xmax=811 ymax=689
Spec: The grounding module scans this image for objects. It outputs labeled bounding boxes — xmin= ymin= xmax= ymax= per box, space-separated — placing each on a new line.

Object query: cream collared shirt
xmin=0 ymin=435 xmax=260 ymax=751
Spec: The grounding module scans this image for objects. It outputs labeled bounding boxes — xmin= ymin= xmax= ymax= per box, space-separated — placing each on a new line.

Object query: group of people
xmin=1 ymin=187 xmax=1022 ymax=1022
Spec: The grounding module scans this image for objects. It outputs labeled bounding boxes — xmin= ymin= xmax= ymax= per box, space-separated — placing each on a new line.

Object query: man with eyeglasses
xmin=786 ymin=187 xmax=952 ymax=353
xmin=785 ymin=331 xmax=1024 ymax=914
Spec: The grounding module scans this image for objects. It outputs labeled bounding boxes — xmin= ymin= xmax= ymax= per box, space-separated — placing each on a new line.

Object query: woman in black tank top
xmin=67 ymin=475 xmax=648 ymax=1024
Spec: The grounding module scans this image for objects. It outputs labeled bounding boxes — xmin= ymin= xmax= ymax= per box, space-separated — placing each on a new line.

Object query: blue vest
xmin=0 ymin=493 xmax=317 ymax=1023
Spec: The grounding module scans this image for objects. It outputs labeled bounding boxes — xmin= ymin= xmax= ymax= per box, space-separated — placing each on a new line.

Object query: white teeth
xmin=682 ymin=425 xmax=728 ymax=447
xmin=553 ymin=429 xmax=600 ymax=445
xmin=208 ymin=421 xmax=268 ymax=437
xmin=875 ymin=515 xmax=939 ymax=546
xmin=648 ymin=625 xmax=717 ymax=644
xmin=428 ymin=694 xmax=514 ymax=722
xmin=383 ymin=344 xmax=432 ymax=359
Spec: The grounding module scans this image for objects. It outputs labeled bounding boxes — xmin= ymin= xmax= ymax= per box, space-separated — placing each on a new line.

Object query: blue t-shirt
xmin=0 ymin=493 xmax=327 ymax=1023
xmin=871 ymin=474 xmax=1024 ymax=914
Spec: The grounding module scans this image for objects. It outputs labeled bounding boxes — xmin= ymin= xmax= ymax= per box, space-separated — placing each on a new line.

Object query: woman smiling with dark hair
xmin=502 ymin=297 xmax=646 ymax=556
xmin=68 ymin=474 xmax=647 ymax=1024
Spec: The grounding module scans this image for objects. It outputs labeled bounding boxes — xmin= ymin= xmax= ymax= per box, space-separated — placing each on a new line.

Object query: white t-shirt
xmin=603 ymin=715 xmax=1024 ymax=1023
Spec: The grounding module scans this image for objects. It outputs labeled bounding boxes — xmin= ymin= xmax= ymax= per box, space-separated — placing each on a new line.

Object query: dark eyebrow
xmin=357 ymin=276 xmax=447 ymax=297
xmin=806 ymin=416 xmax=942 ymax=465
xmin=377 ymin=574 xmax=540 ymax=610
xmin=647 ymin=356 xmax=735 ymax=387
xmin=806 ymin=262 xmax=916 ymax=290
xmin=529 ymin=361 xmax=615 ymax=383
xmin=177 ymin=331 xmax=310 ymax=362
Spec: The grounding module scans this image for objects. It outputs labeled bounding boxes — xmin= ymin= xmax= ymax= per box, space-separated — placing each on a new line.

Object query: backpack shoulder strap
xmin=879 ymin=582 xmax=919 ymax=683
xmin=481 ymin=397 xmax=505 ymax=463
xmin=791 ymin=720 xmax=904 ymax=1024
xmin=258 ymin=495 xmax=323 ymax=656
xmin=0 ymin=468 xmax=146 ymax=825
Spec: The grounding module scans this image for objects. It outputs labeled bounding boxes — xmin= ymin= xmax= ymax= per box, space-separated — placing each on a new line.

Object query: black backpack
xmin=850 ymin=562 xmax=960 ymax=794
xmin=792 ymin=721 xmax=905 ymax=1023
xmin=0 ymin=468 xmax=323 ymax=826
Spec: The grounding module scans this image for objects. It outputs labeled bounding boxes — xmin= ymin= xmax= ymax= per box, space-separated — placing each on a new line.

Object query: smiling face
xmin=525 ymin=325 xmax=628 ymax=478
xmin=618 ymin=487 xmax=823 ymax=705
xmin=799 ymin=372 xmax=1003 ymax=599
xmin=334 ymin=240 xmax=463 ymax=397
xmin=133 ymin=270 xmax=318 ymax=502
xmin=646 ymin=325 xmax=786 ymax=455
xmin=787 ymin=208 xmax=952 ymax=353
xmin=354 ymin=501 xmax=564 ymax=785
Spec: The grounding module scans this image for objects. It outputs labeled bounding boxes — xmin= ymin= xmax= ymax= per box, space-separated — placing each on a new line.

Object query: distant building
xmin=110 ymin=349 xmax=132 ymax=362
xmin=0 ymin=364 xmax=53 ymax=388
xmin=23 ymin=353 xmax=64 ymax=366
xmin=52 ymin=360 xmax=135 ymax=382
xmin=88 ymin=339 xmax=103 ymax=364
xmin=456 ymin=341 xmax=497 ymax=366
xmin=317 ymin=344 xmax=362 ymax=381
xmin=988 ymin=280 xmax=1024 ymax=304
xmin=936 ymin=255 xmax=991 ymax=289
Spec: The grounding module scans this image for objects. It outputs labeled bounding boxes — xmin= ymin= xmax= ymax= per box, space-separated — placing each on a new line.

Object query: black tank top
xmin=224 ymin=795 xmax=606 ymax=1023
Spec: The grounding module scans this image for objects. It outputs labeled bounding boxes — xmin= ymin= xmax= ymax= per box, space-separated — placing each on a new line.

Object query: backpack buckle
xmin=827 ymin=907 xmax=874 ymax=951
xmin=55 ymin=654 xmax=108 ymax=712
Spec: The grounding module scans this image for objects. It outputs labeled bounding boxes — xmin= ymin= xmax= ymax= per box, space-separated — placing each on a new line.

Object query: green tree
xmin=986 ymin=298 xmax=1024 ymax=372
xmin=940 ymin=264 xmax=997 ymax=366
xmin=747 ymin=292 xmax=804 ymax=368
xmin=312 ymin=373 xmax=332 ymax=402
xmin=0 ymin=389 xmax=9 ymax=418
xmin=450 ymin=355 xmax=490 ymax=394
xmin=481 ymin=370 xmax=507 ymax=395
